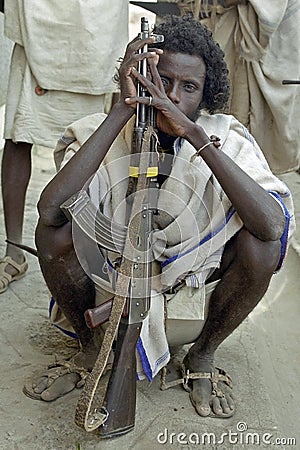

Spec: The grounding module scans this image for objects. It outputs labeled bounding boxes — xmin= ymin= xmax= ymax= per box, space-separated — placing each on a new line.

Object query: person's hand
xmin=118 ymin=36 xmax=163 ymax=109
xmin=125 ymin=59 xmax=196 ymax=138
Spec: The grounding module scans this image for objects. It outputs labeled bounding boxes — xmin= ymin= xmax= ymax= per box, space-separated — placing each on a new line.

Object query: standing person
xmin=154 ymin=0 xmax=300 ymax=174
xmin=23 ymin=15 xmax=294 ymax=421
xmin=0 ymin=0 xmax=129 ymax=294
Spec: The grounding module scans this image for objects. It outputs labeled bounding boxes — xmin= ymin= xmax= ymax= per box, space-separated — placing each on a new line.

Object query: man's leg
xmin=184 ymin=227 xmax=281 ymax=417
xmin=29 ymin=220 xmax=100 ymax=401
xmin=0 ymin=140 xmax=32 ymax=291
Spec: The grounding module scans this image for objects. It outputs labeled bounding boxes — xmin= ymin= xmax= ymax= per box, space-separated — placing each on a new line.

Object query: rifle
xmin=61 ymin=17 xmax=163 ymax=438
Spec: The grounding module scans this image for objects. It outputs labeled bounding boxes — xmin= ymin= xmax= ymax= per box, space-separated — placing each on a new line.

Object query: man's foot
xmin=0 ymin=255 xmax=28 ymax=294
xmin=23 ymin=358 xmax=89 ymax=401
xmin=183 ymin=353 xmax=235 ymax=418
xmin=23 ymin=350 xmax=113 ymax=402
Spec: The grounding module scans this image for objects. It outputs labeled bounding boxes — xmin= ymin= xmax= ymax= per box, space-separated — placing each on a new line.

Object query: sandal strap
xmin=160 ymin=364 xmax=233 ymax=394
xmin=0 ymin=270 xmax=11 ymax=284
xmin=0 ymin=255 xmax=27 ymax=274
xmin=47 ymin=359 xmax=90 ymax=386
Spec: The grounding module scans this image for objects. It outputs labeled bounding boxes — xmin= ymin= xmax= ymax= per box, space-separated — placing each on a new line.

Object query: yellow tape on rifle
xmin=129 ymin=166 xmax=158 ymax=178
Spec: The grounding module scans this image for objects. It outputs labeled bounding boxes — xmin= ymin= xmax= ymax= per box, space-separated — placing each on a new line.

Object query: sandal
xmin=23 ymin=359 xmax=90 ymax=401
xmin=161 ymin=363 xmax=235 ymax=418
xmin=0 ymin=256 xmax=28 ymax=294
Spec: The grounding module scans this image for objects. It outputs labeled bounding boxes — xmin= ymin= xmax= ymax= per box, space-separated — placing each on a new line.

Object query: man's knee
xmin=35 ymin=219 xmax=73 ymax=263
xmin=235 ymin=228 xmax=281 ymax=279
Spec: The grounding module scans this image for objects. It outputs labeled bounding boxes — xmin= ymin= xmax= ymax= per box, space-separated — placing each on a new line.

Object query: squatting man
xmin=24 ymin=15 xmax=294 ymax=420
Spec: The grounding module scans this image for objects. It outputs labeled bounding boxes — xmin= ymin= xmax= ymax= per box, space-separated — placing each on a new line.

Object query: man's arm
xmin=188 ymin=125 xmax=286 ymax=241
xmin=38 ymin=102 xmax=134 ymax=227
xmin=127 ymin=63 xmax=286 ymax=243
xmin=37 ymin=35 xmax=162 ymax=228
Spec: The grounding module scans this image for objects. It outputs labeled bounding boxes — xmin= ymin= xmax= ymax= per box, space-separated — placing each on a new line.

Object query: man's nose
xmin=167 ymin=83 xmax=180 ymax=104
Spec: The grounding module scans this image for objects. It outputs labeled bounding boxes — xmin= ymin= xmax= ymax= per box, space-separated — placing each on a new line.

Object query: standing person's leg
xmin=0 ymin=139 xmax=31 ymax=293
xmin=184 ymin=228 xmax=281 ymax=417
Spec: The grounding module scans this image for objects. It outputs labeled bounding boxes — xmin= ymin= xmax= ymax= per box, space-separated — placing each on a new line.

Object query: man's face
xmin=157 ymin=51 xmax=206 ymax=121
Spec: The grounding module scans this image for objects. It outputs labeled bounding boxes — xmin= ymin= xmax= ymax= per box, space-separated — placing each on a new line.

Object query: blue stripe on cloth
xmin=269 ymin=191 xmax=291 ymax=272
xmin=136 ymin=336 xmax=170 ymax=381
xmin=161 ymin=208 xmax=236 ymax=268
xmin=161 ymin=189 xmax=291 ymax=272
xmin=49 ymin=298 xmax=79 ymax=340
xmin=136 ymin=336 xmax=153 ymax=381
xmin=242 ymin=125 xmax=255 ymax=145
xmin=154 ymin=350 xmax=170 ymax=372
xmin=58 ymin=135 xmax=76 ymax=146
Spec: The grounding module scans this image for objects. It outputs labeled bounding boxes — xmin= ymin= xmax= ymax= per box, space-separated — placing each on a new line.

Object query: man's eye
xmin=161 ymin=78 xmax=169 ymax=89
xmin=184 ymin=83 xmax=197 ymax=92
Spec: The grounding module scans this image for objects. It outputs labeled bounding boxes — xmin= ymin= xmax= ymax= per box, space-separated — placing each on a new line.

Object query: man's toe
xmin=211 ymin=395 xmax=234 ymax=416
xmin=196 ymin=404 xmax=211 ymax=417
xmin=40 ymin=373 xmax=80 ymax=401
xmin=33 ymin=376 xmax=49 ymax=394
xmin=212 ymin=397 xmax=223 ymax=415
xmin=226 ymin=394 xmax=235 ymax=410
xmin=220 ymin=397 xmax=232 ymax=414
xmin=190 ymin=393 xmax=211 ymax=416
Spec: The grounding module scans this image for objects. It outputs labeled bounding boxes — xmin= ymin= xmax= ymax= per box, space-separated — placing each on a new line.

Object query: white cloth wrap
xmin=3 ymin=1 xmax=128 ymax=147
xmin=4 ymin=0 xmax=128 ymax=94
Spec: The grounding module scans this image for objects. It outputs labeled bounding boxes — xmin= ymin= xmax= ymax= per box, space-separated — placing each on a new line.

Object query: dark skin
xmin=33 ymin=35 xmax=285 ymax=415
xmin=1 ymin=141 xmax=32 ymax=277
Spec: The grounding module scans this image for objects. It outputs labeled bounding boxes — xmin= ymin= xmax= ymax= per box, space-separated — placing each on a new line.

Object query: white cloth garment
xmin=4 ymin=0 xmax=128 ymax=94
xmin=3 ymin=1 xmax=129 ymax=147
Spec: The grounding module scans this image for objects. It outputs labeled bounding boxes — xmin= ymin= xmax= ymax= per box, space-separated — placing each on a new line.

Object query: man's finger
xmin=148 ymin=58 xmax=164 ymax=91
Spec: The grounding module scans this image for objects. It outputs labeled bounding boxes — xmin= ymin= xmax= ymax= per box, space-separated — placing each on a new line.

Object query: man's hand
xmin=124 ymin=59 xmax=195 ymax=138
xmin=118 ymin=36 xmax=163 ymax=109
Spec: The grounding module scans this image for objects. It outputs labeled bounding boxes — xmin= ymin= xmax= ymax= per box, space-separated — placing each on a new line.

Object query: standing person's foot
xmin=0 ymin=255 xmax=28 ymax=293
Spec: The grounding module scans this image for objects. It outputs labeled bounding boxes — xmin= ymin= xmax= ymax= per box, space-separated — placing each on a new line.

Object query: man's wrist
xmin=185 ymin=123 xmax=210 ymax=150
xmin=110 ymin=99 xmax=135 ymax=122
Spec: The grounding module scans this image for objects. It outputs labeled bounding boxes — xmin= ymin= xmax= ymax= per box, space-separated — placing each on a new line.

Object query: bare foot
xmin=183 ymin=352 xmax=235 ymax=417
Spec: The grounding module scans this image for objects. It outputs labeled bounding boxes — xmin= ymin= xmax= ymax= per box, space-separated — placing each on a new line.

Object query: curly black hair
xmin=150 ymin=14 xmax=230 ymax=114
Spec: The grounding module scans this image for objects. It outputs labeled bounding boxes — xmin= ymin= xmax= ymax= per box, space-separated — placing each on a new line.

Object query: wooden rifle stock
xmin=97 ymin=320 xmax=141 ymax=438
xmin=84 ymin=298 xmax=128 ymax=329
